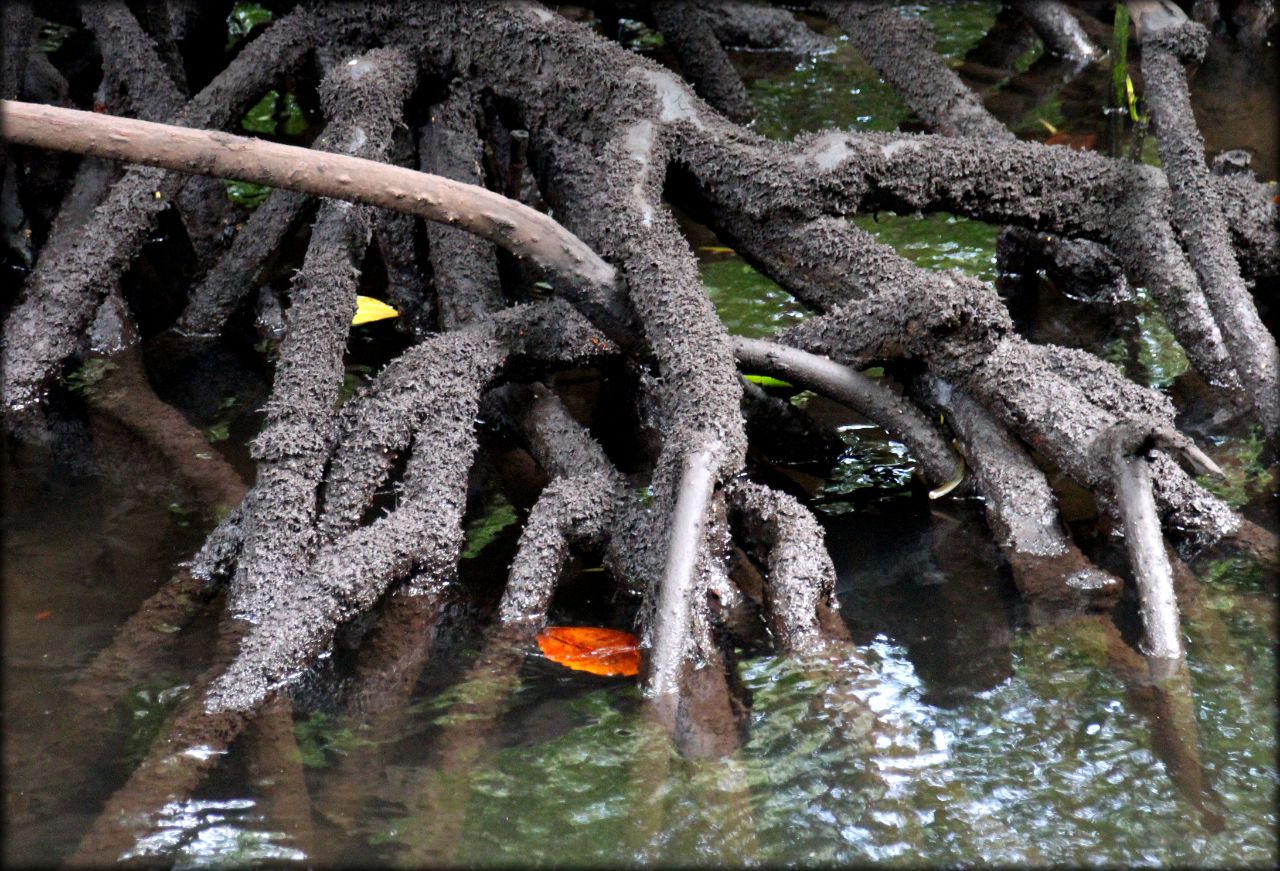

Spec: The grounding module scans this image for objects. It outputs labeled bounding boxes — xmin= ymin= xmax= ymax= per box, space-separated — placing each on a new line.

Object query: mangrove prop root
xmin=1097 ymin=424 xmax=1186 ymax=660
xmin=0 ymin=98 xmax=624 ymax=338
xmin=1 ymin=4 xmax=1270 ymax=859
xmin=725 ymin=478 xmax=843 ymax=654
xmin=227 ymin=46 xmax=417 ymax=624
xmin=733 ymin=335 xmax=960 ymax=488
xmin=1141 ymin=22 xmax=1280 ymax=438
xmin=1 ymin=3 xmax=323 ymax=410
xmin=421 ymin=80 xmax=506 ymax=329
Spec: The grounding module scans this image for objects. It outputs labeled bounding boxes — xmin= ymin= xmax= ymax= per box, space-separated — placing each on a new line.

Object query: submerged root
xmin=1 ymin=2 xmax=1272 ymax=861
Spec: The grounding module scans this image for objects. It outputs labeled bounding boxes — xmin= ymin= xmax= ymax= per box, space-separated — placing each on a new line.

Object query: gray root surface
xmin=763 ymin=226 xmax=1237 ymax=551
xmin=1 ymin=5 xmax=324 ymax=409
xmin=403 ymin=4 xmax=751 ymax=751
xmin=228 ymin=47 xmax=417 ymax=624
xmin=699 ymin=0 xmax=834 ymax=52
xmin=211 ymin=302 xmax=610 ymax=712
xmin=176 ymin=188 xmax=312 ymax=336
xmin=725 ymin=478 xmax=842 ymax=654
xmin=1142 ymin=23 xmax=1280 ymax=438
xmin=3 ymin=0 xmax=1265 ymax=801
xmin=421 ymin=81 xmax=506 ymax=328
xmin=1015 ymin=0 xmax=1102 ymax=60
xmin=820 ymin=1 xmax=1015 ymax=140
xmin=678 ymin=126 xmax=1266 ymax=392
xmin=1097 ymin=425 xmax=1186 ymax=660
xmin=652 ymin=2 xmax=756 ymax=124
xmin=922 ymin=375 xmax=1122 ymax=611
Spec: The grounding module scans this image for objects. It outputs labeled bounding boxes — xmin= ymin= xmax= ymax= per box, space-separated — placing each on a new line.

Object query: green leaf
xmin=224 ymin=179 xmax=272 ymax=208
xmin=293 ymin=712 xmax=374 ymax=769
xmin=461 ymin=496 xmax=519 ymax=560
xmin=64 ymin=358 xmax=117 ymax=396
xmin=36 ymin=20 xmax=77 ymax=54
xmin=203 ymin=422 xmax=231 ymax=443
xmin=279 ymin=89 xmax=309 ymax=136
xmin=742 ymin=373 xmax=793 ymax=388
xmin=241 ymin=90 xmax=278 ymax=135
xmin=226 ymin=2 xmax=273 ymax=50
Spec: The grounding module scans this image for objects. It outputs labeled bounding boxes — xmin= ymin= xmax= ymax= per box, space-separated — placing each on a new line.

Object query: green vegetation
xmin=226 ymin=1 xmax=274 ymax=50
xmin=461 ymin=495 xmax=519 ymax=560
xmin=63 ymin=357 xmax=117 ymax=397
xmin=293 ymin=711 xmax=374 ymax=769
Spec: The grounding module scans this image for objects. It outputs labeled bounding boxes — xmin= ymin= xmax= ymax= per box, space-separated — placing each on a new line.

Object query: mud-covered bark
xmin=2 ymin=5 xmax=324 ymax=410
xmin=226 ymin=47 xmax=418 ymax=624
xmin=211 ymin=301 xmax=611 ymax=712
xmin=1141 ymin=21 xmax=1280 ymax=436
xmin=1015 ymin=0 xmax=1101 ymax=59
xmin=652 ymin=2 xmax=756 ymax=124
xmin=1 ymin=2 xmax=1272 ymax=859
xmin=699 ymin=0 xmax=833 ymax=52
xmin=175 ymin=188 xmax=312 ymax=335
xmin=421 ymin=81 xmax=506 ymax=328
xmin=921 ymin=374 xmax=1122 ymax=613
xmin=820 ymin=1 xmax=1015 ymax=140
xmin=725 ymin=478 xmax=843 ymax=653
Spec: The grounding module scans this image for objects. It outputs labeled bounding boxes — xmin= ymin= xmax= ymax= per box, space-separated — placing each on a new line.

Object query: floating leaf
xmin=742 ymin=373 xmax=793 ymax=388
xmin=536 ymin=627 xmax=640 ymax=677
xmin=352 ymin=296 xmax=400 ymax=326
xmin=1038 ymin=118 xmax=1059 ymax=135
xmin=698 ymin=245 xmax=736 ymax=255
xmin=34 ymin=610 xmax=52 ymax=621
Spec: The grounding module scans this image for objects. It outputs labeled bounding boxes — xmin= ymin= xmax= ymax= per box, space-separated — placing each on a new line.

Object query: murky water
xmin=4 ymin=3 xmax=1278 ymax=867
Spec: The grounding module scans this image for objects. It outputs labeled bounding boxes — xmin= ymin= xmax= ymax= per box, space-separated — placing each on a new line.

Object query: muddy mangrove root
xmin=1 ymin=1 xmax=1272 ymax=861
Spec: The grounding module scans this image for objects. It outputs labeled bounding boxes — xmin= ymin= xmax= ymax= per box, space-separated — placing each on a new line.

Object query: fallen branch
xmin=0 ymin=98 xmax=635 ymax=348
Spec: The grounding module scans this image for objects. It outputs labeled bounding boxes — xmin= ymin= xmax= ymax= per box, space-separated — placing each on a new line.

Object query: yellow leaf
xmin=697 ymin=245 xmax=736 ymax=254
xmin=1038 ymin=118 xmax=1059 ymax=135
xmin=352 ymin=296 xmax=399 ymax=326
xmin=1125 ymin=74 xmax=1140 ymax=122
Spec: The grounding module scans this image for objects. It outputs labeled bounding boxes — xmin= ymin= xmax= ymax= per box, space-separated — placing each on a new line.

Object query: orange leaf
xmin=536 ymin=626 xmax=640 ymax=677
xmin=34 ymin=610 xmax=52 ymax=621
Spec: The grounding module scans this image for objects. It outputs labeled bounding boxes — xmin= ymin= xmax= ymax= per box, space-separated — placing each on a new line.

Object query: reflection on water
xmin=125 ymin=798 xmax=304 ymax=867
xmin=3 ymin=1 xmax=1278 ymax=867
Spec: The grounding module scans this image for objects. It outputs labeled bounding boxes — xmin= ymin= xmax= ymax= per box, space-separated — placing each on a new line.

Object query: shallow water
xmin=4 ymin=3 xmax=1278 ymax=867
